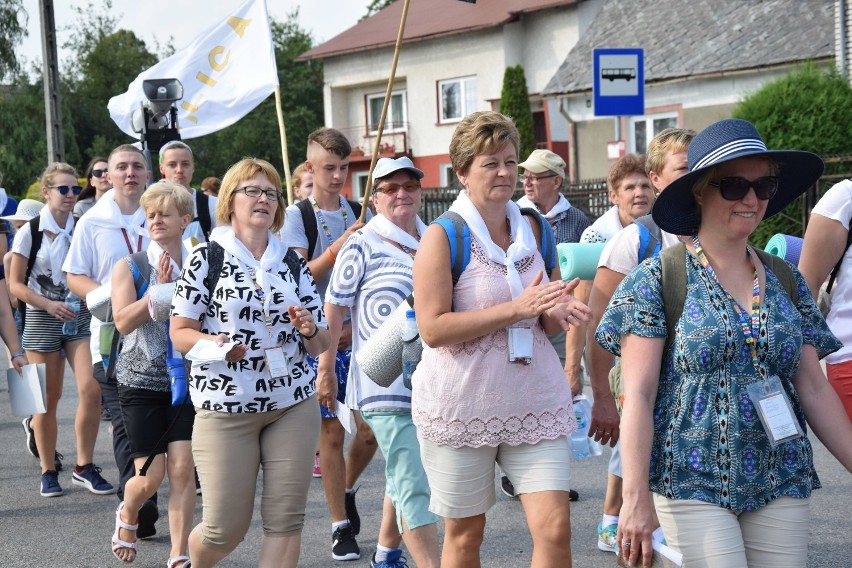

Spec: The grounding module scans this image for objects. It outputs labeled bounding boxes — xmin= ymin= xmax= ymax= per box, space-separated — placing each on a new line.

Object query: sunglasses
xmin=374 ymin=182 xmax=421 ymax=195
xmin=708 ymin=176 xmax=778 ymax=201
xmin=236 ymin=185 xmax=282 ymax=201
xmin=48 ymin=185 xmax=83 ymax=196
xmin=91 ymin=168 xmax=108 ymax=178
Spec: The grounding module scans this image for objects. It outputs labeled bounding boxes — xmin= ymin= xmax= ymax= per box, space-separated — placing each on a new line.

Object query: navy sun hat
xmin=651 ymin=118 xmax=824 ymax=236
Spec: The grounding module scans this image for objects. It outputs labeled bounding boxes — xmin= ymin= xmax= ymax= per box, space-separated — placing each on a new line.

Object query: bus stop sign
xmin=593 ymin=48 xmax=644 ymax=116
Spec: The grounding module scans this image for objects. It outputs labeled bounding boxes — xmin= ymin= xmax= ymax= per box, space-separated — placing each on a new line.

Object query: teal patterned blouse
xmin=595 ymin=250 xmax=841 ymax=513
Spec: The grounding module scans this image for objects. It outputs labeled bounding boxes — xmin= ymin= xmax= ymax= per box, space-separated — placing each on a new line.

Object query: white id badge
xmin=265 ymin=346 xmax=291 ymax=381
xmin=508 ymin=326 xmax=534 ymax=364
xmin=746 ymin=375 xmax=803 ymax=447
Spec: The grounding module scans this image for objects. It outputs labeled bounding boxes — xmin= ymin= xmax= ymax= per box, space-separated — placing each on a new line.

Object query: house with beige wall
xmin=298 ymin=0 xmax=597 ymax=198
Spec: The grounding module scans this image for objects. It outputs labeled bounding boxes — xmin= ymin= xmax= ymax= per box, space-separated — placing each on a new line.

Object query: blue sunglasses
xmin=48 ymin=185 xmax=83 ymax=196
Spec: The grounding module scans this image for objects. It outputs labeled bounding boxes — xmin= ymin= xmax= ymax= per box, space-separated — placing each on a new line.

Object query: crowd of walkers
xmin=1 ymin=112 xmax=850 ymax=568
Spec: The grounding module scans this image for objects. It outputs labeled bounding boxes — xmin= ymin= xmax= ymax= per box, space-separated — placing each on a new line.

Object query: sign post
xmin=593 ymin=48 xmax=644 ymax=116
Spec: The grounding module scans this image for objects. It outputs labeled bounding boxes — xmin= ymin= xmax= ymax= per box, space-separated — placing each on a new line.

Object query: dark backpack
xmin=194 ymin=190 xmax=212 ymax=242
xmin=296 ymin=198 xmax=363 ymax=260
xmin=433 ymin=207 xmax=557 ymax=286
xmin=203 ymin=241 xmax=302 ymax=307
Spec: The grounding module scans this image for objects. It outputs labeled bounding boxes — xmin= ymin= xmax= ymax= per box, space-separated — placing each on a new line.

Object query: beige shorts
xmin=419 ymin=435 xmax=572 ymax=518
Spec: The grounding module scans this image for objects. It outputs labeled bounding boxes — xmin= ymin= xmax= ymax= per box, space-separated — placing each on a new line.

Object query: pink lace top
xmin=412 ymin=236 xmax=576 ymax=448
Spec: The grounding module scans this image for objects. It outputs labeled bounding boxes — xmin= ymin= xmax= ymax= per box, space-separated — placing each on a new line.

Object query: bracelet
xmin=326 ymin=247 xmax=337 ymax=265
xmin=303 ymin=324 xmax=320 ymax=340
xmin=11 ymin=353 xmax=25 ymax=361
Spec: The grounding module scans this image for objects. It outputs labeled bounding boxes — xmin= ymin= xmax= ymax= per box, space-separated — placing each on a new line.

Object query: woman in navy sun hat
xmin=596 ymin=118 xmax=852 ymax=568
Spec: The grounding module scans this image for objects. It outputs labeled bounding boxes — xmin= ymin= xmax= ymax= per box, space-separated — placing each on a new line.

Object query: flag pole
xmin=359 ymin=0 xmax=411 ymax=223
xmin=274 ymin=85 xmax=295 ymax=205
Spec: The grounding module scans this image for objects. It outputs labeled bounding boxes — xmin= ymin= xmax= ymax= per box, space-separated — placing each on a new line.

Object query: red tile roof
xmin=298 ymin=0 xmax=576 ymax=61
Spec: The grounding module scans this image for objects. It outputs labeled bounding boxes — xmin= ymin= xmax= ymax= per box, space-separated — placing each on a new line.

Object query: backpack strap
xmin=205 ymin=241 xmax=225 ymax=301
xmin=659 ymin=243 xmax=688 ymax=356
xmin=518 ymin=207 xmax=556 ymax=277
xmin=753 ymin=248 xmax=798 ymax=305
xmin=634 ymin=215 xmax=662 ymax=263
xmin=283 ymin=249 xmax=301 ymax=297
xmin=296 ymin=199 xmax=319 ymax=260
xmin=347 ymin=199 xmax=363 ymax=220
xmin=825 ymin=227 xmax=852 ymax=295
xmin=24 ymin=216 xmax=43 ymax=287
xmin=195 ymin=191 xmax=212 ymax=242
xmin=127 ymin=251 xmax=151 ymax=299
xmin=433 ymin=211 xmax=470 ymax=286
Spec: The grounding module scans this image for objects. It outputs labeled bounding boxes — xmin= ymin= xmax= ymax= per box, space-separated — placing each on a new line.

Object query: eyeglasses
xmin=91 ymin=168 xmax=108 ymax=178
xmin=374 ymin=182 xmax=421 ymax=195
xmin=708 ymin=176 xmax=778 ymax=201
xmin=236 ymin=186 xmax=282 ymax=201
xmin=48 ymin=185 xmax=83 ymax=196
xmin=522 ymin=173 xmax=558 ymax=183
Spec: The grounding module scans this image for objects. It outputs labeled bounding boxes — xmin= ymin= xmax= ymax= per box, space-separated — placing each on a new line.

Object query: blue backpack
xmin=433 ymin=207 xmax=556 ymax=285
xmin=634 ymin=215 xmax=662 ymax=263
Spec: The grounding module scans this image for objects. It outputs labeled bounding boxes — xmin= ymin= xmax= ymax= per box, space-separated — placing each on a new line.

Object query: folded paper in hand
xmin=185 ymin=339 xmax=237 ymax=363
xmin=7 ymin=364 xmax=48 ymax=416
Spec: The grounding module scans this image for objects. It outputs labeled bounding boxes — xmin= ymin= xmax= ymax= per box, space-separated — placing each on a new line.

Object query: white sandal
xmin=167 ymin=556 xmax=190 ymax=568
xmin=112 ymin=502 xmax=138 ymax=563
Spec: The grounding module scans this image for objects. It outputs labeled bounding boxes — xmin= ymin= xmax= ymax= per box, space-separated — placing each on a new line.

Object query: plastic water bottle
xmin=62 ymin=291 xmax=81 ymax=336
xmin=571 ymin=394 xmax=603 ymax=458
xmin=400 ymin=310 xmax=420 ymax=390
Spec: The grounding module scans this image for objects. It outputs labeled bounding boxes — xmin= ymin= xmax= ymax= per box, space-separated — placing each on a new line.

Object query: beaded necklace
xmin=309 ymin=194 xmax=349 ymax=244
xmin=246 ymin=266 xmax=274 ymax=331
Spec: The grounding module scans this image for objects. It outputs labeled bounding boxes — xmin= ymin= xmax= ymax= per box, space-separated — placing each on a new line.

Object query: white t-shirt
xmin=326 ymin=228 xmax=414 ymax=412
xmin=11 ymin=220 xmax=70 ymax=301
xmin=810 ymin=178 xmax=852 ymax=364
xmin=63 ymin=208 xmax=149 ymax=361
xmin=171 ymin=242 xmax=325 ymax=413
xmin=598 ymin=223 xmax=682 ymax=275
xmin=580 ymin=205 xmax=624 ymax=243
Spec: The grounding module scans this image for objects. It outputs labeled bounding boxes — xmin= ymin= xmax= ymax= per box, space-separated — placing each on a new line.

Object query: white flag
xmin=108 ymin=0 xmax=278 ymax=140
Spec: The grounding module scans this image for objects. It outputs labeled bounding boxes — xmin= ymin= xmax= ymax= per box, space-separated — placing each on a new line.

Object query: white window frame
xmin=628 ymin=111 xmax=679 ymax=154
xmin=438 ymin=76 xmax=477 ymax=124
xmin=367 ymin=90 xmax=407 ymax=134
xmin=440 ymin=164 xmax=460 ymax=188
xmin=352 ymin=171 xmax=370 ymax=202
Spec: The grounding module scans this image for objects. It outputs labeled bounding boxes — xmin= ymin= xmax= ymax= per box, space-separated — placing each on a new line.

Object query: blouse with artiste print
xmin=171 ymin=243 xmax=325 ymax=413
xmin=595 ymin=250 xmax=841 ymax=513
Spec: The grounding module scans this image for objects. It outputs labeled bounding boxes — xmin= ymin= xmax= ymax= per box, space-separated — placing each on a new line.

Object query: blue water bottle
xmin=62 ymin=291 xmax=81 ymax=336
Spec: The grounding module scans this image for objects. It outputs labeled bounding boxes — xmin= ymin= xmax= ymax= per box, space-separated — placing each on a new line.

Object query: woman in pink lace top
xmin=412 ymin=111 xmax=591 ymax=567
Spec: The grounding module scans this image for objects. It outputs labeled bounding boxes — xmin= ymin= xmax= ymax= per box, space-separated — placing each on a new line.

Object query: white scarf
xmin=448 ymin=190 xmax=537 ymax=298
xmin=38 ymin=207 xmax=74 ymax=286
xmin=516 ymin=194 xmax=572 ymax=221
xmin=366 ymin=213 xmax=426 ymax=251
xmin=146 ymin=239 xmax=191 ymax=281
xmin=210 ymin=226 xmax=300 ymax=317
xmin=83 ymin=188 xmax=147 ymax=240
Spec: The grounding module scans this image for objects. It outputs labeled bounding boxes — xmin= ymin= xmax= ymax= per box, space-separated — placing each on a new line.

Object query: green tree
xmin=734 ymin=63 xmax=852 ymax=246
xmin=0 ymin=0 xmax=27 ymax=80
xmin=499 ymin=65 xmax=536 ymax=162
xmin=362 ymin=0 xmax=396 ymax=20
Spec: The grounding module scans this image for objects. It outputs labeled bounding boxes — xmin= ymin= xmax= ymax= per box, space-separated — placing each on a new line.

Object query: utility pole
xmin=40 ymin=0 xmax=64 ymax=162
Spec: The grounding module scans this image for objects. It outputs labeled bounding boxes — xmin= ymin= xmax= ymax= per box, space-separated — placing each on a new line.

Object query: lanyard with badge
xmin=246 ymin=265 xmax=292 ymax=383
xmin=502 ymin=219 xmax=533 ymax=365
xmin=693 ymin=234 xmax=803 ymax=446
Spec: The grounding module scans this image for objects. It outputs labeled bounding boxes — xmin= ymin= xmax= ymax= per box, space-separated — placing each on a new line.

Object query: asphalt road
xmin=0 ymin=359 xmax=849 ymax=567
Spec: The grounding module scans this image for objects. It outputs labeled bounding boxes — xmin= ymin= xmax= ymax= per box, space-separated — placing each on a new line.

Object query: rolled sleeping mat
xmin=764 ymin=233 xmax=804 ymax=266
xmin=557 ymin=242 xmax=606 ymax=281
xmin=354 ymin=296 xmax=415 ymax=388
xmin=86 ymin=283 xmax=112 ymax=323
xmin=148 ymin=283 xmax=176 ymax=322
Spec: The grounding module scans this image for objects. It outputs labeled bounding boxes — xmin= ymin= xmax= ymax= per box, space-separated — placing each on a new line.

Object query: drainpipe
xmin=559 ymin=97 xmax=579 ymax=183
xmin=840 ymin=0 xmax=848 ymax=79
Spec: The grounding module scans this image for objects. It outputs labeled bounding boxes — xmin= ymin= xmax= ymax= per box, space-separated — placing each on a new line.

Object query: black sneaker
xmin=137 ymin=499 xmax=159 ymax=540
xmin=22 ymin=416 xmax=37 ymax=457
xmin=54 ymin=451 xmax=64 ymax=472
xmin=331 ymin=523 xmax=360 ymax=561
xmin=100 ymin=406 xmax=113 ymax=421
xmin=344 ymin=488 xmax=360 ymax=536
xmin=195 ymin=469 xmax=202 ymax=496
xmin=569 ymin=489 xmax=579 ymax=502
xmin=500 ymin=475 xmax=517 ymax=498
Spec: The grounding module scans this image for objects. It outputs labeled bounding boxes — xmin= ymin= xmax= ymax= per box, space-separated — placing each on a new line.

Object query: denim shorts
xmin=306 ymin=348 xmax=350 ymax=418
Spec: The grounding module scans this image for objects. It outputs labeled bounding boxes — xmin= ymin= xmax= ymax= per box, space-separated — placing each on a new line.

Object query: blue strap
xmin=433 ymin=212 xmax=470 ymax=286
